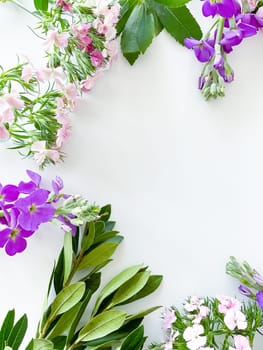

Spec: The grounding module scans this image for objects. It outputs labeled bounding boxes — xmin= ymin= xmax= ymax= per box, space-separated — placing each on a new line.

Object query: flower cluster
xmin=0 ymin=170 xmax=100 ymax=255
xmin=0 ymin=0 xmax=119 ymax=166
xmin=150 ymin=295 xmax=262 ymax=350
xmin=226 ymin=256 xmax=263 ymax=310
xmin=185 ymin=0 xmax=263 ymax=99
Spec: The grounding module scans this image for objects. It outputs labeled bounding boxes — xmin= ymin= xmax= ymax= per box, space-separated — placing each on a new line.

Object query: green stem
xmin=9 ymin=0 xmax=41 ymax=19
xmin=215 ymin=16 xmax=225 ymax=46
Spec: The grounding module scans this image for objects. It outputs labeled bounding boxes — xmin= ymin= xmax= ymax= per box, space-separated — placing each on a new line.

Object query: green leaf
xmin=153 ymin=4 xmax=202 ymax=44
xmin=85 ymin=318 xmax=143 ymax=347
xmin=126 ymin=306 xmax=161 ymax=321
xmin=107 ymin=271 xmax=151 ymax=308
xmin=120 ymin=325 xmax=145 ymax=350
xmin=99 ymin=205 xmax=111 ymax=222
xmin=77 ymin=242 xmax=119 ymax=271
xmin=49 ymin=282 xmax=85 ymax=321
xmin=153 ymin=0 xmax=190 ymax=7
xmin=54 ymin=249 xmax=65 ymax=294
xmin=0 ymin=310 xmax=15 ymax=350
xmin=94 ymin=221 xmax=105 ymax=235
xmin=33 ymin=0 xmax=48 ymax=11
xmin=7 ymin=314 xmax=27 ymax=350
xmin=26 ymin=339 xmax=54 ymax=350
xmin=121 ymin=4 xmax=155 ymax=64
xmin=63 ymin=232 xmax=73 ymax=285
xmin=119 ymin=275 xmax=163 ymax=304
xmin=81 ymin=222 xmax=95 ymax=252
xmin=77 ymin=310 xmax=126 ymax=342
xmin=47 ymin=303 xmax=82 ymax=339
xmin=117 ymin=0 xmax=138 ymax=34
xmin=92 ymin=265 xmax=143 ymax=315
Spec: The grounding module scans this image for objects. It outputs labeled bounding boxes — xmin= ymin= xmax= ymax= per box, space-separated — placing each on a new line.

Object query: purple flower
xmin=184 ymin=38 xmax=215 ymax=62
xmin=202 ymin=0 xmax=241 ymax=18
xmin=256 ymin=290 xmax=263 ymax=309
xmin=15 ymin=189 xmax=55 ymax=231
xmin=18 ymin=170 xmax=41 ymax=194
xmin=237 ymin=22 xmax=258 ymax=38
xmin=0 ymin=209 xmax=34 ymax=256
xmin=238 ymin=285 xmax=252 ymax=297
xmin=238 ymin=13 xmax=263 ymax=29
xmin=0 ymin=183 xmax=19 ymax=203
xmin=52 ymin=176 xmax=64 ymax=194
xmin=220 ymin=29 xmax=243 ymax=53
xmin=57 ymin=214 xmax=77 ymax=236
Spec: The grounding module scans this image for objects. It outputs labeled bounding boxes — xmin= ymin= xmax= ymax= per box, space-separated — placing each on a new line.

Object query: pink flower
xmin=44 ymin=29 xmax=70 ymax=51
xmin=217 ymin=295 xmax=241 ymax=314
xmin=183 ymin=325 xmax=207 ymax=350
xmin=248 ymin=0 xmax=258 ymax=11
xmin=4 ymin=92 xmax=24 ymax=110
xmin=31 ymin=141 xmax=60 ymax=165
xmin=56 ymin=110 xmax=71 ymax=148
xmin=56 ymin=0 xmax=72 ymax=12
xmin=256 ymin=6 xmax=263 ymax=18
xmin=224 ymin=309 xmax=247 ymax=330
xmin=0 ymin=104 xmax=15 ymax=124
xmin=162 ymin=308 xmax=176 ymax=330
xmin=184 ymin=296 xmax=204 ymax=312
xmin=0 ymin=124 xmax=9 ymax=139
xmin=36 ymin=66 xmax=65 ymax=83
xmin=80 ymin=72 xmax=102 ymax=92
xmin=21 ymin=64 xmax=33 ymax=83
xmin=229 ymin=335 xmax=251 ymax=350
xmin=90 ymin=49 xmax=104 ymax=67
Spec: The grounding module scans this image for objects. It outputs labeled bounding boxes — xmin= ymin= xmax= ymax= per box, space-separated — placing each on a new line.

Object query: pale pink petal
xmin=0 ymin=125 xmax=9 ymax=139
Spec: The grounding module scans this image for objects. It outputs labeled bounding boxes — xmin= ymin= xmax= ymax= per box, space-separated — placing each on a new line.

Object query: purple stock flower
xmin=18 ymin=170 xmax=41 ymax=194
xmin=184 ymin=38 xmax=215 ymax=62
xmin=220 ymin=29 xmax=243 ymax=52
xmin=52 ymin=176 xmax=64 ymax=194
xmin=15 ymin=189 xmax=55 ymax=231
xmin=202 ymin=0 xmax=241 ymax=18
xmin=238 ymin=13 xmax=263 ymax=29
xmin=0 ymin=183 xmax=19 ymax=203
xmin=57 ymin=214 xmax=77 ymax=236
xmin=238 ymin=285 xmax=252 ymax=297
xmin=0 ymin=209 xmax=34 ymax=256
xmin=256 ymin=290 xmax=263 ymax=309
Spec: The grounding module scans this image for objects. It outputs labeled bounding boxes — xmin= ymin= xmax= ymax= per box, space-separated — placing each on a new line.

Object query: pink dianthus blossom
xmin=224 ymin=309 xmax=247 ymax=330
xmin=162 ymin=308 xmax=176 ymax=330
xmin=217 ymin=295 xmax=241 ymax=314
xmin=90 ymin=49 xmax=104 ymax=67
xmin=0 ymin=124 xmax=9 ymax=139
xmin=31 ymin=141 xmax=60 ymax=165
xmin=44 ymin=29 xmax=70 ymax=51
xmin=229 ymin=335 xmax=251 ymax=350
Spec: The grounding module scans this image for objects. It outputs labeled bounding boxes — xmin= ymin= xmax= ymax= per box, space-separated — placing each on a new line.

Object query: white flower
xmin=229 ymin=335 xmax=251 ymax=350
xmin=183 ymin=324 xmax=207 ymax=350
xmin=224 ymin=309 xmax=247 ymax=330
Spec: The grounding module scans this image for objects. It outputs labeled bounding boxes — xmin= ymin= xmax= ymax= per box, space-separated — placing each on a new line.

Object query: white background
xmin=1 ymin=1 xmax=263 ymax=348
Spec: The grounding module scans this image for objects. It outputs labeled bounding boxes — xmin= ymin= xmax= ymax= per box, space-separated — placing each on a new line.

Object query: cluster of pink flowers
xmin=157 ymin=295 xmax=260 ymax=350
xmin=0 ymin=0 xmax=120 ymax=166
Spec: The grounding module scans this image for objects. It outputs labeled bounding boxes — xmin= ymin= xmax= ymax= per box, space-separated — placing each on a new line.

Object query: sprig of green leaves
xmin=118 ymin=0 xmax=202 ymax=64
xmin=28 ymin=204 xmax=162 ymax=350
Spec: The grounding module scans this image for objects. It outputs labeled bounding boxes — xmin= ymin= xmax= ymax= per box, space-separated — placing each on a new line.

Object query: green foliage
xmin=119 ymin=0 xmax=202 ymax=64
xmin=29 ymin=204 xmax=162 ymax=350
xmin=0 ymin=311 xmax=27 ymax=350
xmin=33 ymin=0 xmax=48 ymax=11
